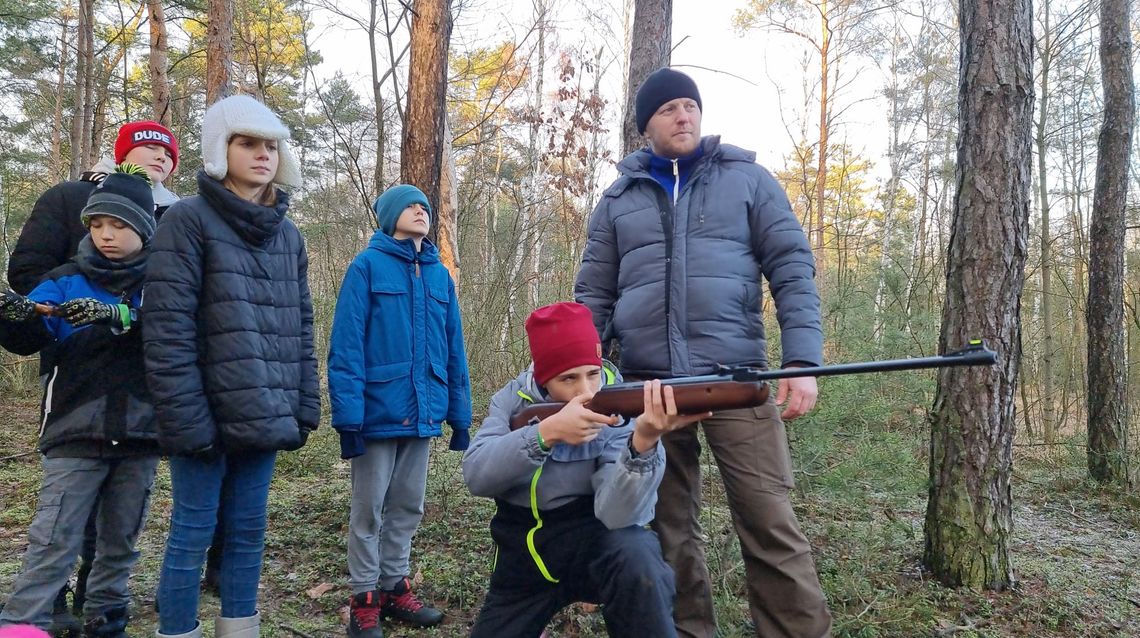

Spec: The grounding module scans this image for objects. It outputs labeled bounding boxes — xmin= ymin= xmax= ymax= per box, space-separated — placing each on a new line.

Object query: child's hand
xmin=57 ymin=298 xmax=126 ymax=328
xmin=539 ymin=393 xmax=620 ymax=447
xmin=0 ymin=291 xmax=37 ymax=322
xmin=632 ymin=380 xmax=709 ymax=454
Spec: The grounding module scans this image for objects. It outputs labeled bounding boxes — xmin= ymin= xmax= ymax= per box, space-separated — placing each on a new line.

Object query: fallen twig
xmin=0 ymin=450 xmax=36 ymax=462
xmin=280 ymin=624 xmax=318 ymax=638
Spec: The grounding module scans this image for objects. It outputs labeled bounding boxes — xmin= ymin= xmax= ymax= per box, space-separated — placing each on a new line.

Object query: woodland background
xmin=2 ymin=0 xmax=1140 ymax=636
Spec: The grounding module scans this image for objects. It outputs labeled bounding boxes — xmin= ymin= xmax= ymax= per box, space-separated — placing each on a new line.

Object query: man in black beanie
xmin=575 ymin=67 xmax=831 ymax=638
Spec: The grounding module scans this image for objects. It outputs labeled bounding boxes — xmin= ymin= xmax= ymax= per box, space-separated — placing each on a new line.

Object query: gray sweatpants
xmin=347 ymin=437 xmax=430 ymax=594
xmin=0 ymin=455 xmax=158 ymax=626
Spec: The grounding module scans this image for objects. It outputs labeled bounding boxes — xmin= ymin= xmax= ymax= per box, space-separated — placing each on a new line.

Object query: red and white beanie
xmin=114 ymin=121 xmax=179 ymax=172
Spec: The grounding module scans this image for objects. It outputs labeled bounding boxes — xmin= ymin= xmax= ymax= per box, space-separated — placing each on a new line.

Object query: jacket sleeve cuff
xmin=524 ymin=425 xmax=551 ymax=460
xmin=622 ymin=435 xmax=663 ymax=473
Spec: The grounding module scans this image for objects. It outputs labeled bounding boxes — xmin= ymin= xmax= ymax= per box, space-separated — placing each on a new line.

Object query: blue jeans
xmin=157 ymin=451 xmax=276 ymax=633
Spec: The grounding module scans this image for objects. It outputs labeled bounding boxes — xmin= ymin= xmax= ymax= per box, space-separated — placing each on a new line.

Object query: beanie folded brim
xmin=533 ymin=339 xmax=602 ymax=387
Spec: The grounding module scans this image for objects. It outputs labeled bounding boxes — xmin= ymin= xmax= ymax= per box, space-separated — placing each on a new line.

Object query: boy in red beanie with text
xmin=463 ymin=302 xmax=705 ymax=637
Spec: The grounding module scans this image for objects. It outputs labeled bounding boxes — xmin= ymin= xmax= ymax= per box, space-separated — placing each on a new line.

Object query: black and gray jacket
xmin=7 ymin=158 xmax=178 ymax=295
xmin=574 ymin=136 xmax=823 ymax=377
xmin=0 ymin=252 xmax=155 ymax=458
xmin=142 ymin=171 xmax=320 ymax=455
xmin=462 ymin=363 xmax=664 ymax=530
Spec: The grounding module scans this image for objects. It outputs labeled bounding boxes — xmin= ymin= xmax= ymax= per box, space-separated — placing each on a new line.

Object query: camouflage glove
xmin=0 ymin=291 xmax=37 ymax=322
xmin=57 ymin=298 xmax=132 ymax=329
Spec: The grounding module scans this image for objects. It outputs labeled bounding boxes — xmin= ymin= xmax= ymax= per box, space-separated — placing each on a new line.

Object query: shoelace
xmin=388 ymin=590 xmax=425 ymax=612
xmin=353 ymin=604 xmax=381 ymax=629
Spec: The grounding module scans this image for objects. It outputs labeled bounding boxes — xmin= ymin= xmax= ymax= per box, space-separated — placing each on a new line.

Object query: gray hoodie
xmin=462 ymin=364 xmax=665 ymax=530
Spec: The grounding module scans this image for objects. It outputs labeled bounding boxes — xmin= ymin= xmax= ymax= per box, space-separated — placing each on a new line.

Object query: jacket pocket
xmin=363 ymin=361 xmax=412 ymax=426
xmin=429 ymin=359 xmax=448 ymax=422
xmin=28 ymin=491 xmax=64 ymax=546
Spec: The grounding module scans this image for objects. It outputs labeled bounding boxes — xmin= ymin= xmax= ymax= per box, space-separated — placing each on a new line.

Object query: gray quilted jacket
xmin=575 ymin=136 xmax=822 ymax=377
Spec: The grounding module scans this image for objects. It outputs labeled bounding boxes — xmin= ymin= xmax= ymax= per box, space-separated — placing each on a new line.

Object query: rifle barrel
xmin=753 ymin=347 xmax=997 ymax=381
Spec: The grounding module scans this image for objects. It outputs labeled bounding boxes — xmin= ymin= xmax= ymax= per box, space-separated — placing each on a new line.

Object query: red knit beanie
xmin=526 ymin=302 xmax=603 ymax=386
xmin=114 ymin=121 xmax=179 ymax=172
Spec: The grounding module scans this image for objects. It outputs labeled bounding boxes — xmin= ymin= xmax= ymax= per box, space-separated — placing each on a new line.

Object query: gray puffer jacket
xmin=575 ymin=136 xmax=822 ymax=377
xmin=462 ymin=364 xmax=664 ymax=530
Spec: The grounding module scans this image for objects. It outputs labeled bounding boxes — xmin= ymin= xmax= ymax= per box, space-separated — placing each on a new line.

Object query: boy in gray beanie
xmin=0 ymin=166 xmax=160 ymax=638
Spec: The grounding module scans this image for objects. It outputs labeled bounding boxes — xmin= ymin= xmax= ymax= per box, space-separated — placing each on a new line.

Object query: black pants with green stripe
xmin=470 ymin=497 xmax=676 ymax=638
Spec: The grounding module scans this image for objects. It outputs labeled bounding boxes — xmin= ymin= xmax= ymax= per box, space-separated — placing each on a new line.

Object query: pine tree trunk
xmin=923 ymin=0 xmax=1032 ymax=590
xmin=206 ymin=0 xmax=234 ymax=105
xmin=401 ymin=0 xmax=452 ymax=240
xmin=621 ymin=0 xmax=671 ymax=157
xmin=147 ymin=0 xmax=172 ymax=127
xmin=1087 ymin=0 xmax=1133 ymax=484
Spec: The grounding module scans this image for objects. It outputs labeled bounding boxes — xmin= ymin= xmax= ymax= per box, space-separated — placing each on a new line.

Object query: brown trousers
xmin=650 ymin=402 xmax=832 ymax=638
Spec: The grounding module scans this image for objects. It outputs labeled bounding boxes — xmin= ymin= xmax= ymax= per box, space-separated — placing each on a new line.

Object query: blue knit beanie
xmin=373 ymin=184 xmax=432 ymax=235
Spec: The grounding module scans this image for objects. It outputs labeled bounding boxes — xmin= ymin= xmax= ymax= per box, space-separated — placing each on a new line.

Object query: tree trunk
xmin=1036 ymin=1 xmax=1055 ymax=445
xmin=51 ymin=9 xmax=71 ymax=181
xmin=369 ymin=0 xmax=384 ymax=190
xmin=401 ymin=0 xmax=452 ymax=240
xmin=147 ymin=0 xmax=172 ymax=127
xmin=437 ymin=116 xmax=460 ymax=281
xmin=1087 ymin=0 xmax=1133 ymax=484
xmin=813 ymin=1 xmax=830 ymax=254
xmin=923 ymin=0 xmax=1032 ymax=590
xmin=621 ymin=0 xmax=671 ymax=157
xmin=206 ymin=0 xmax=234 ymax=105
xmin=69 ymin=0 xmax=94 ymax=178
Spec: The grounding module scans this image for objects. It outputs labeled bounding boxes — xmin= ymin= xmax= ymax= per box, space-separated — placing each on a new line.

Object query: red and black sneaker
xmin=347 ymin=591 xmax=384 ymax=638
xmin=380 ymin=577 xmax=443 ymax=628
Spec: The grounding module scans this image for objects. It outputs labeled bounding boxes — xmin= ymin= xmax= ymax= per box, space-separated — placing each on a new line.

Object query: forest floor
xmin=2 ymin=389 xmax=1139 ymax=638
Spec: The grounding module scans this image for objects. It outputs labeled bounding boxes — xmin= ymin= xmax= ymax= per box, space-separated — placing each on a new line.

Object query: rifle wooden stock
xmin=508 ymin=379 xmax=770 ymax=430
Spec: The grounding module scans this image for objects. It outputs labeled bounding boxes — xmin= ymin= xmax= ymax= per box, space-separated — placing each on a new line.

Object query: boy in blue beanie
xmin=327 ymin=184 xmax=472 ymax=638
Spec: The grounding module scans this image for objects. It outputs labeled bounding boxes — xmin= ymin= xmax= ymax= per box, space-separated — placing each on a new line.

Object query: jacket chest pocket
xmin=369 ymin=280 xmax=412 ymax=349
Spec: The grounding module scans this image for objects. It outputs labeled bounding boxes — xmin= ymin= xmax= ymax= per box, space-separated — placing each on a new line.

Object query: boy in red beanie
xmin=463 ymin=302 xmax=706 ymax=637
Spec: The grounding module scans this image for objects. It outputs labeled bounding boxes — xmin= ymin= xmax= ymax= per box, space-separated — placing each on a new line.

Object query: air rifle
xmin=508 ymin=341 xmax=998 ymax=430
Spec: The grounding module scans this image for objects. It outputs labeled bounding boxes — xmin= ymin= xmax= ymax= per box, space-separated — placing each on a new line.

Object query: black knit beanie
xmin=81 ymin=166 xmax=156 ymax=245
xmin=635 ymin=67 xmax=703 ymax=134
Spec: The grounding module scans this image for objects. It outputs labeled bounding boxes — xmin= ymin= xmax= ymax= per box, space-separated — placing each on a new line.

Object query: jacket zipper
xmin=39 ymin=366 xmax=59 ymax=438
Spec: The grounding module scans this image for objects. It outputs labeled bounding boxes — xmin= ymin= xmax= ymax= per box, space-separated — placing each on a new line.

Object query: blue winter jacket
xmin=327 ymin=230 xmax=472 ymax=439
xmin=575 ymin=136 xmax=823 ymax=377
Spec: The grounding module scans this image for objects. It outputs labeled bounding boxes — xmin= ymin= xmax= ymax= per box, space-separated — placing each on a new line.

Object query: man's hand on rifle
xmin=538 ymin=393 xmax=619 ymax=447
xmin=777 ymin=371 xmax=818 ymax=420
xmin=632 ymin=380 xmax=710 ymax=454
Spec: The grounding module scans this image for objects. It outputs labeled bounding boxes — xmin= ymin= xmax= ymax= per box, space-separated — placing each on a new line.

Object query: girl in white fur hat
xmin=143 ymin=95 xmax=319 ymax=638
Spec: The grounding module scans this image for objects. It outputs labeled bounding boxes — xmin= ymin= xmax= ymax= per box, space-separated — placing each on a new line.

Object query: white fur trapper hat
xmin=201 ymin=95 xmax=302 ymax=188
